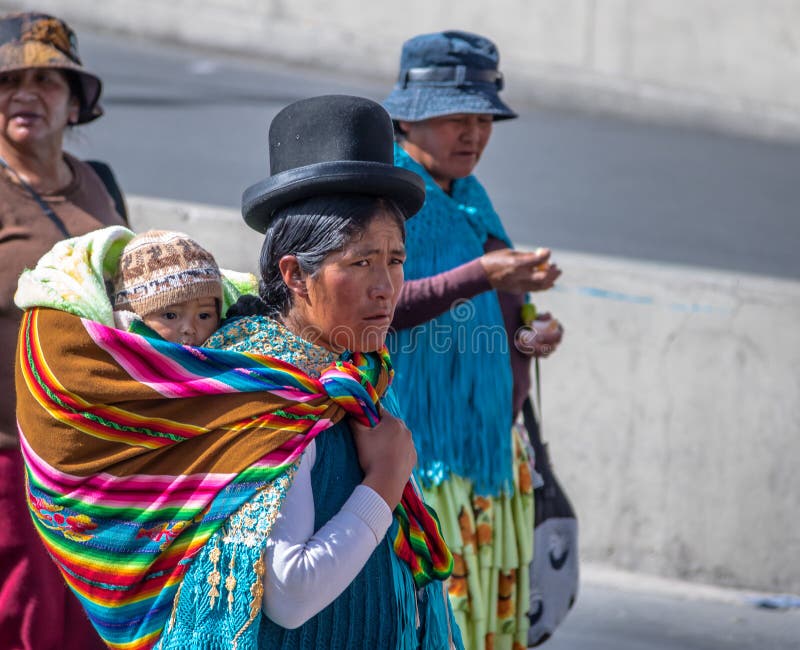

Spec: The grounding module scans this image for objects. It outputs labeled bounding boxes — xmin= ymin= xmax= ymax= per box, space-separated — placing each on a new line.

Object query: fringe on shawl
xmin=389 ymin=145 xmax=514 ymax=496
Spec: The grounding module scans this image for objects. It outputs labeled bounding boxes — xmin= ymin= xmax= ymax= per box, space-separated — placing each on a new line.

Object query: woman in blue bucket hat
xmin=384 ymin=31 xmax=565 ymax=650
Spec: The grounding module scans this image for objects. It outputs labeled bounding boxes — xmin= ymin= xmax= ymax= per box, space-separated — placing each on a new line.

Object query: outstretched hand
xmin=351 ymin=409 xmax=417 ymax=509
xmin=480 ymin=247 xmax=561 ymax=294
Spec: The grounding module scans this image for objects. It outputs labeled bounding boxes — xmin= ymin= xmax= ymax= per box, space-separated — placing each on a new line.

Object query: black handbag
xmin=523 ymin=361 xmax=579 ymax=646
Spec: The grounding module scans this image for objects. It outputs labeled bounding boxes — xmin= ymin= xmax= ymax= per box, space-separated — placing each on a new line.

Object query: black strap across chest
xmin=0 ymin=155 xmax=70 ymax=237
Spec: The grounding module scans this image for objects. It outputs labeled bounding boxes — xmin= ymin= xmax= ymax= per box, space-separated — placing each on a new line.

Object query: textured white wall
xmin=2 ymin=0 xmax=800 ymax=139
xmin=537 ymin=250 xmax=800 ymax=593
xmin=128 ymin=195 xmax=800 ymax=593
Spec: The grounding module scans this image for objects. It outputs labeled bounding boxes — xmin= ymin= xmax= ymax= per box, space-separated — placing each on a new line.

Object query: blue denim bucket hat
xmin=383 ymin=30 xmax=517 ymax=123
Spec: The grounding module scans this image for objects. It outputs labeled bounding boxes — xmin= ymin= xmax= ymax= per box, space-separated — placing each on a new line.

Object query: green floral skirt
xmin=421 ymin=421 xmax=534 ymax=650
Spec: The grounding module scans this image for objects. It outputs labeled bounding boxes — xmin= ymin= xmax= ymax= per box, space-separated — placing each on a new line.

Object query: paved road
xmin=69 ymin=31 xmax=800 ymax=280
xmin=546 ymin=581 xmax=800 ymax=650
xmin=67 ymin=28 xmax=800 ymax=649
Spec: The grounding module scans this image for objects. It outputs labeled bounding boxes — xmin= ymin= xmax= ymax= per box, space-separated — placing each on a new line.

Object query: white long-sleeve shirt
xmin=261 ymin=440 xmax=394 ymax=628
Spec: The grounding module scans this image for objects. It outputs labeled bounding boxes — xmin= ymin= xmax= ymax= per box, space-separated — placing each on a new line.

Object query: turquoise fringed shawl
xmin=389 ymin=145 xmax=514 ymax=496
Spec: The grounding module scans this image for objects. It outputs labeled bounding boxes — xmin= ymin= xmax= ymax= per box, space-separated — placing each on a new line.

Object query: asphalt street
xmin=68 ymin=30 xmax=800 ymax=280
xmin=66 ymin=28 xmax=800 ymax=649
xmin=543 ymin=579 xmax=800 ymax=650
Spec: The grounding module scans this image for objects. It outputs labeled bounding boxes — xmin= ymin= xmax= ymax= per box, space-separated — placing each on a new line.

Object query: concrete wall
xmin=1 ymin=0 xmax=800 ymax=140
xmin=128 ymin=195 xmax=800 ymax=593
xmin=538 ymin=251 xmax=800 ymax=594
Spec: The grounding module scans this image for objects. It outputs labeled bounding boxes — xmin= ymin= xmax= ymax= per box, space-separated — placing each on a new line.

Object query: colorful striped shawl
xmin=16 ymin=307 xmax=453 ymax=649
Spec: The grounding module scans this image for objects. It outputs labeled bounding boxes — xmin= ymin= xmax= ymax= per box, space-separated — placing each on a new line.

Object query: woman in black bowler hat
xmin=151 ymin=95 xmax=464 ymax=649
xmin=383 ymin=31 xmax=573 ymax=650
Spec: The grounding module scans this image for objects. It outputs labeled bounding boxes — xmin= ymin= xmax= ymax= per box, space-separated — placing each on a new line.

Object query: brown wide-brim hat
xmin=0 ymin=12 xmax=103 ymax=124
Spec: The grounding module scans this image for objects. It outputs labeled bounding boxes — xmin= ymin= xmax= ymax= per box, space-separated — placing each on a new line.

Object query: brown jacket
xmin=0 ymin=153 xmax=126 ymax=447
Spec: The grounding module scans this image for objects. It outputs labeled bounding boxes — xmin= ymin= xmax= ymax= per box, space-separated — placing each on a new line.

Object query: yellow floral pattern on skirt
xmin=422 ymin=420 xmax=534 ymax=650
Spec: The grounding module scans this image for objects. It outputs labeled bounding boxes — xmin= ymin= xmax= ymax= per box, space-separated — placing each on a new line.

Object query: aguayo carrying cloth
xmin=14 ymin=228 xmax=452 ymax=650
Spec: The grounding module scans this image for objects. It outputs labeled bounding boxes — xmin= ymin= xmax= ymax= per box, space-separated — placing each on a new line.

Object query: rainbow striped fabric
xmin=16 ymin=307 xmax=453 ymax=650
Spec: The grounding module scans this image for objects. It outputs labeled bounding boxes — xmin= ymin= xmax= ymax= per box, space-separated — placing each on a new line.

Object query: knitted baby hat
xmin=112 ymin=230 xmax=222 ymax=317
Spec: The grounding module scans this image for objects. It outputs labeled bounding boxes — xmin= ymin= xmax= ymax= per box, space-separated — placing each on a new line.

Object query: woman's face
xmin=399 ymin=113 xmax=493 ymax=192
xmin=0 ymin=68 xmax=78 ymax=151
xmin=285 ymin=213 xmax=406 ymax=353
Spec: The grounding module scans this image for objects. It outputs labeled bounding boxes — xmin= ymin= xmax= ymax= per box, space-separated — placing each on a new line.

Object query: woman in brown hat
xmin=0 ymin=11 xmax=126 ymax=650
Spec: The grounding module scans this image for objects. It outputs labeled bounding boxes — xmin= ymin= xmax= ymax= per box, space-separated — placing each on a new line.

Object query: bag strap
xmin=522 ymin=393 xmax=549 ymax=472
xmin=86 ymin=160 xmax=128 ymax=225
xmin=523 ymin=358 xmax=549 ymax=473
xmin=534 ymin=357 xmax=542 ymax=431
xmin=0 ymin=155 xmax=70 ymax=237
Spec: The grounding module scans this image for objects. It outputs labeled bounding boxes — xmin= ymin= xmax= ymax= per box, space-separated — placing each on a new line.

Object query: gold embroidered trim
xmin=207 ymin=541 xmax=221 ymax=609
xmin=205 ymin=316 xmax=335 ymax=378
xmin=226 ymin=549 xmax=237 ymax=612
xmin=231 ymin=556 xmax=266 ymax=650
xmin=250 ymin=556 xmax=265 ymax=619
xmin=221 ymin=466 xmax=298 ymax=548
xmin=167 ymin=580 xmax=184 ymax=634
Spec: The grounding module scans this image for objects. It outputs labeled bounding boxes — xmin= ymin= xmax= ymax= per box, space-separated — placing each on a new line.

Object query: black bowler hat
xmin=242 ymin=95 xmax=426 ymax=233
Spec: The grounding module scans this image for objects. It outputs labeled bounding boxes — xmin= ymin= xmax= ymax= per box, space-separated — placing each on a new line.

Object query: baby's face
xmin=142 ymin=296 xmax=220 ymax=346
